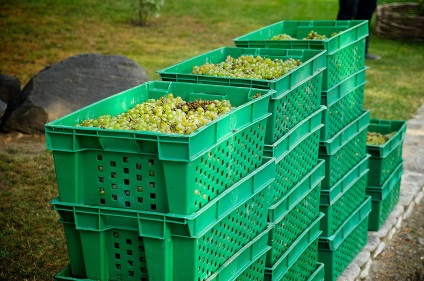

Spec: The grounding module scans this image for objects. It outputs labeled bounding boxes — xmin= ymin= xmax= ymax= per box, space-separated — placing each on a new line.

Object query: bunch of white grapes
xmin=271 ymin=34 xmax=297 ymax=40
xmin=270 ymin=30 xmax=339 ymax=41
xmin=76 ymin=94 xmax=234 ymax=135
xmin=191 ymin=55 xmax=301 ymax=80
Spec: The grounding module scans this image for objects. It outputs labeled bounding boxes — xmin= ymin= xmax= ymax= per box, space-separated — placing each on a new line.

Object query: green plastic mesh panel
xmin=108 ymin=230 xmax=149 ymax=281
xmin=267 ymin=73 xmax=322 ymax=144
xmin=325 ymin=39 xmax=366 ymax=89
xmin=80 ymin=119 xmax=266 ymax=213
xmin=370 ymin=180 xmax=401 ymax=230
xmin=321 ymin=173 xmax=367 ymax=236
xmin=283 ymin=240 xmax=319 ymax=281
xmin=236 ymin=253 xmax=267 ymax=281
xmin=322 ymin=84 xmax=365 ymax=140
xmin=273 ymin=130 xmax=320 ymax=203
xmin=196 ymin=187 xmax=269 ymax=281
xmin=320 ymin=130 xmax=367 ymax=187
xmin=331 ymin=217 xmax=368 ymax=281
xmin=268 ymin=185 xmax=320 ymax=266
xmin=369 ymin=144 xmax=403 ymax=186
xmin=194 ymin=122 xmax=265 ymax=209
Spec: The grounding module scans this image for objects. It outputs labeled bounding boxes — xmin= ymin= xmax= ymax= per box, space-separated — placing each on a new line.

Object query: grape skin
xmin=191 ymin=55 xmax=301 ymax=80
xmin=75 ymin=94 xmax=234 ymax=135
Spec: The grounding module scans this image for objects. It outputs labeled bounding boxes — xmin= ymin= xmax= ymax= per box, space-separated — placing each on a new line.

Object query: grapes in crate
xmin=76 ymin=94 xmax=234 ymax=135
xmin=366 ymin=131 xmax=396 ymax=145
xmin=191 ymin=55 xmax=301 ymax=80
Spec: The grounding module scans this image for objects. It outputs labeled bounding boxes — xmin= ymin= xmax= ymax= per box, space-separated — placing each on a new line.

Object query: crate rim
xmin=233 ymin=20 xmax=369 ymax=55
xmin=366 ymin=160 xmax=403 ymax=201
xmin=318 ymin=196 xmax=371 ymax=251
xmin=366 ymin=119 xmax=407 ymax=158
xmin=265 ymin=213 xmax=323 ymax=274
xmin=268 ymin=159 xmax=325 ymax=222
xmin=319 ymin=110 xmax=370 ymax=155
xmin=320 ymin=154 xmax=370 ymax=205
xmin=51 ymin=157 xmax=276 ymax=239
xmin=205 ymin=224 xmax=273 ymax=281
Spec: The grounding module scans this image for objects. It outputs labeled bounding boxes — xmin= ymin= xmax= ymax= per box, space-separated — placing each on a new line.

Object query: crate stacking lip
xmin=367 ymin=119 xmax=407 ymax=186
xmin=54 ymin=226 xmax=272 ymax=281
xmin=264 ymin=106 xmax=324 ymax=206
xmin=157 ymin=47 xmax=326 ymax=96
xmin=319 ymin=110 xmax=370 ymax=188
xmin=318 ymin=196 xmax=371 ymax=281
xmin=319 ymin=154 xmax=370 ymax=237
xmin=264 ymin=213 xmax=324 ymax=281
xmin=266 ymin=160 xmax=325 ymax=267
xmin=308 ymin=263 xmax=325 ymax=281
xmin=233 ymin=20 xmax=369 ymax=90
xmin=45 ymin=81 xmax=274 ymax=215
xmin=320 ymin=67 xmax=367 ymax=141
xmin=367 ymin=161 xmax=403 ymax=231
xmin=51 ymin=158 xmax=275 ymax=281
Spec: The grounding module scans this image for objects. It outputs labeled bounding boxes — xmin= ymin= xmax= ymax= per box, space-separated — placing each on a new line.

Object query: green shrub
xmin=133 ymin=0 xmax=165 ymax=26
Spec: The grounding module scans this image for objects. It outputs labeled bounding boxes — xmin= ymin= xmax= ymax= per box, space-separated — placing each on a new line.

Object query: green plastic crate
xmin=233 ymin=20 xmax=368 ymax=90
xmin=367 ymin=119 xmax=407 ymax=186
xmin=54 ymin=226 xmax=271 ymax=281
xmin=265 ymin=70 xmax=323 ymax=144
xmin=319 ymin=110 xmax=370 ymax=188
xmin=264 ymin=107 xmax=324 ymax=205
xmin=318 ymin=196 xmax=371 ymax=281
xmin=45 ymin=81 xmax=274 ymax=215
xmin=266 ymin=160 xmax=324 ymax=267
xmin=158 ymin=47 xmax=326 ymax=94
xmin=206 ymin=226 xmax=271 ymax=281
xmin=367 ymin=161 xmax=403 ymax=231
xmin=320 ymin=67 xmax=367 ymax=141
xmin=320 ymin=154 xmax=370 ymax=237
xmin=51 ymin=158 xmax=275 ymax=281
xmin=307 ymin=263 xmax=325 ymax=281
xmin=264 ymin=214 xmax=323 ymax=281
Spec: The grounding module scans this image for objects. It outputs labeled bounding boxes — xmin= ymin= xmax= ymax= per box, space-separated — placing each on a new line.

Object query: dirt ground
xmin=1 ymin=132 xmax=424 ymax=280
xmin=369 ymin=198 xmax=424 ymax=281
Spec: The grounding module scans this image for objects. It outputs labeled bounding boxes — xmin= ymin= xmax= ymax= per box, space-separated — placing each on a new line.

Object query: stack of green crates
xmin=158 ymin=45 xmax=328 ymax=281
xmin=366 ymin=119 xmax=407 ymax=231
xmin=46 ymin=81 xmax=281 ymax=281
xmin=233 ymin=20 xmax=372 ymax=281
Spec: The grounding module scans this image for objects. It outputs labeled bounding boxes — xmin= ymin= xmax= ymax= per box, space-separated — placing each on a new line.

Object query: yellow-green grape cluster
xmin=366 ymin=131 xmax=396 ymax=145
xmin=303 ymin=30 xmax=328 ymax=40
xmin=303 ymin=30 xmax=339 ymax=40
xmin=191 ymin=55 xmax=301 ymax=80
xmin=76 ymin=94 xmax=234 ymax=135
xmin=271 ymin=33 xmax=297 ymax=40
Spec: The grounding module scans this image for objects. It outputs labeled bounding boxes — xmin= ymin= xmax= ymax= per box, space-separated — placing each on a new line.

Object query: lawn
xmin=0 ymin=0 xmax=423 ymax=280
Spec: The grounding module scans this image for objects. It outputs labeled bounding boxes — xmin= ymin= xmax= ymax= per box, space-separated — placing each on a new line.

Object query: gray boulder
xmin=1 ymin=54 xmax=149 ymax=133
xmin=0 ymin=74 xmax=23 ymax=132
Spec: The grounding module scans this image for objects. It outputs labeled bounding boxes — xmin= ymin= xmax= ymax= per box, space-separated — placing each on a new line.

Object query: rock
xmin=403 ymin=202 xmax=415 ymax=219
xmin=354 ymin=251 xmax=371 ymax=268
xmin=360 ymin=260 xmax=372 ymax=279
xmin=418 ymin=238 xmax=424 ymax=246
xmin=414 ymin=191 xmax=424 ymax=204
xmin=0 ymin=74 xmax=24 ymax=131
xmin=2 ymin=54 xmax=149 ymax=134
xmin=339 ymin=263 xmax=360 ymax=280
xmin=364 ymin=233 xmax=380 ymax=252
xmin=387 ymin=226 xmax=397 ymax=241
xmin=0 ymin=74 xmax=21 ymax=104
xmin=0 ymin=100 xmax=6 ymax=119
xmin=373 ymin=242 xmax=386 ymax=258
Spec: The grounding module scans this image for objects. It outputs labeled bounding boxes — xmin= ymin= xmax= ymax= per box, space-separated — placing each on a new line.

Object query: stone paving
xmin=337 ymin=105 xmax=424 ymax=281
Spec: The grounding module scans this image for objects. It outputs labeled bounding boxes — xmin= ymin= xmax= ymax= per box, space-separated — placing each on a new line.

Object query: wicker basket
xmin=375 ymin=2 xmax=424 ymax=41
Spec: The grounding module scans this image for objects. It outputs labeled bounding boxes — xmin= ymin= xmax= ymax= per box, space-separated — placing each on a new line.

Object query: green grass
xmin=0 ymin=0 xmax=423 ymax=280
